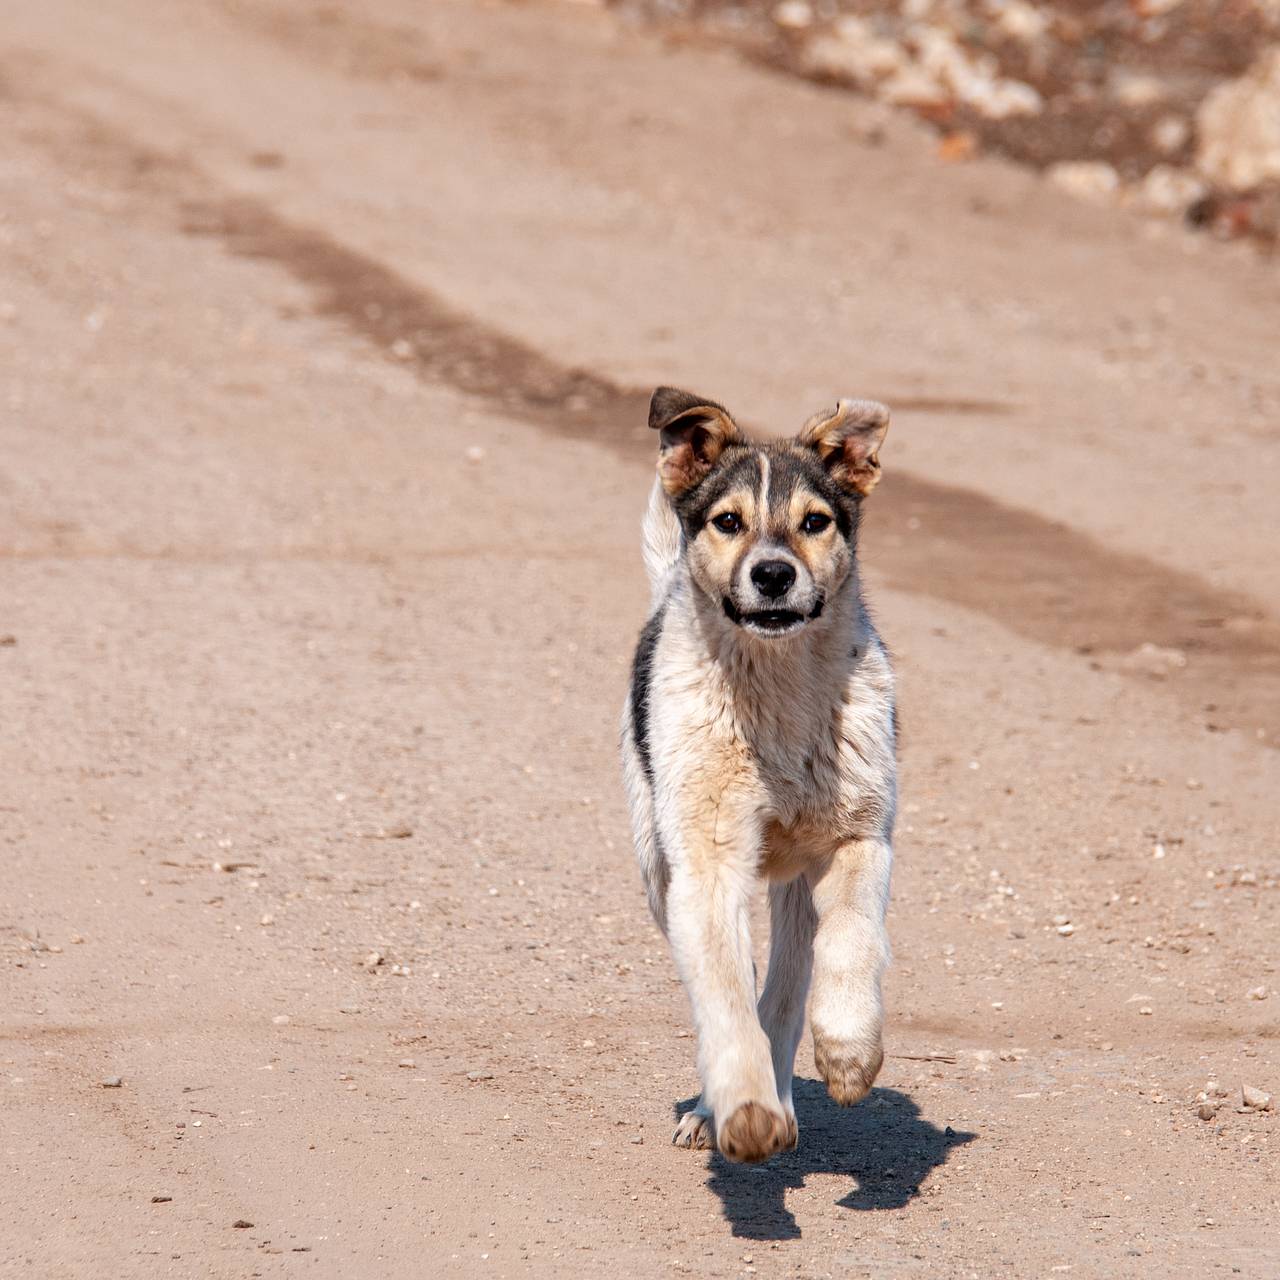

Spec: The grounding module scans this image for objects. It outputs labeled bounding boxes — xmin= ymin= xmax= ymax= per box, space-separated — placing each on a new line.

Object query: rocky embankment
xmin=611 ymin=0 xmax=1280 ymax=244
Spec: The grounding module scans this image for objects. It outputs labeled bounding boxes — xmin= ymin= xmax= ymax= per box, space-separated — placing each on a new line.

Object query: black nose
xmin=750 ymin=559 xmax=797 ymax=599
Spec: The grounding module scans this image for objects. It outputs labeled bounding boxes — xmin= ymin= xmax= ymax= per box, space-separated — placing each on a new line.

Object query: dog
xmin=620 ymin=386 xmax=897 ymax=1164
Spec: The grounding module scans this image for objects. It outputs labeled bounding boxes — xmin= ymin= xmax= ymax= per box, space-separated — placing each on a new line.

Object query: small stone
xmin=466 ymin=1070 xmax=494 ymax=1082
xmin=630 ymin=1134 xmax=644 ymax=1144
xmin=1139 ymin=1006 xmax=1154 ymax=1016
xmin=371 ymin=824 xmax=413 ymax=840
xmin=1133 ymin=165 xmax=1206 ymax=217
xmin=1241 ymin=1084 xmax=1273 ymax=1111
xmin=398 ymin=1058 xmax=416 ymax=1069
xmin=101 ymin=1076 xmax=123 ymax=1088
xmin=151 ymin=1195 xmax=173 ymax=1204
xmin=1152 ymin=115 xmax=1190 ymax=154
xmin=70 ymin=934 xmax=84 ymax=944
xmin=339 ymin=1004 xmax=361 ymax=1015
xmin=1246 ymin=986 xmax=1268 ymax=1000
xmin=232 ymin=1219 xmax=254 ymax=1229
xmin=464 ymin=445 xmax=485 ymax=464
xmin=1048 ymin=161 xmax=1120 ymax=205
xmin=1056 ymin=923 xmax=1075 ymax=937
xmin=1051 ymin=913 xmax=1071 ymax=927
xmin=772 ymin=1 xmax=813 ymax=29
xmin=259 ymin=914 xmax=274 ymax=927
xmin=272 ymin=1014 xmax=291 ymax=1026
xmin=1109 ymin=71 xmax=1166 ymax=107
xmin=1197 ymin=1103 xmax=1216 ymax=1121
xmin=363 ymin=952 xmax=384 ymax=970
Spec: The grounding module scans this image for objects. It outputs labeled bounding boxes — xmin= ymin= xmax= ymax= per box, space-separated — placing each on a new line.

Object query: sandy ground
xmin=1 ymin=2 xmax=1278 ymax=1277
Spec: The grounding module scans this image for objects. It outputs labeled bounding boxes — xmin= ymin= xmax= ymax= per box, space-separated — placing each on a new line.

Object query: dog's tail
xmin=641 ymin=478 xmax=681 ymax=604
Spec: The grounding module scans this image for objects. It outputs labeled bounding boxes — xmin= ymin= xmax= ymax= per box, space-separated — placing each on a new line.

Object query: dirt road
xmin=2 ymin=2 xmax=1277 ymax=1276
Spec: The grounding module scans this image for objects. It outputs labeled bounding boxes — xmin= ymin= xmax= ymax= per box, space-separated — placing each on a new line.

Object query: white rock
xmin=1196 ymin=47 xmax=1280 ymax=190
xmin=1048 ymin=161 xmax=1121 ymax=204
xmin=1133 ymin=165 xmax=1206 ymax=216
xmin=1241 ymin=1083 xmax=1274 ymax=1111
xmin=772 ymin=1 xmax=813 ymax=29
xmin=880 ymin=66 xmax=950 ymax=109
xmin=1117 ymin=641 xmax=1187 ymax=677
xmin=973 ymin=78 xmax=1043 ymax=120
xmin=1110 ymin=71 xmax=1167 ymax=108
xmin=994 ymin=1 xmax=1050 ymax=43
xmin=1151 ymin=114 xmax=1190 ymax=154
xmin=804 ymin=20 xmax=907 ymax=85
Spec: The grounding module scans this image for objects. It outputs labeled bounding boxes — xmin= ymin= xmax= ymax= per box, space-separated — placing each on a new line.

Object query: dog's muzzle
xmin=722 ymin=595 xmax=825 ymax=637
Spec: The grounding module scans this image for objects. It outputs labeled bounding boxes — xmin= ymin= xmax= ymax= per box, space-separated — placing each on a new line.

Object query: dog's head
xmin=650 ymin=386 xmax=889 ymax=640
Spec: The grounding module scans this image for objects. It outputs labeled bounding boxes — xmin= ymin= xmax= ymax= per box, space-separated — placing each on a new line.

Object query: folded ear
xmin=797 ymin=399 xmax=890 ymax=497
xmin=649 ymin=386 xmax=743 ymax=496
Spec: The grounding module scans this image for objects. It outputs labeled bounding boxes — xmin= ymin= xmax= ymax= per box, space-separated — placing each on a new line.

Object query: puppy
xmin=620 ymin=387 xmax=897 ymax=1164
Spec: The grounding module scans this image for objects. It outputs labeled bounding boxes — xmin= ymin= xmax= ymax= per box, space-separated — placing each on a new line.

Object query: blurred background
xmin=1 ymin=2 xmax=1277 ymax=1276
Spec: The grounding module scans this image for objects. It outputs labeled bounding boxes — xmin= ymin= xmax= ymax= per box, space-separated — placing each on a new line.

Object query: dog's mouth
xmin=722 ymin=597 xmax=824 ymax=637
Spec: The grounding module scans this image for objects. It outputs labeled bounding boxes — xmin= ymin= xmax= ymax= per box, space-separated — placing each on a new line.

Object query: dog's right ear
xmin=649 ymin=387 xmax=743 ymax=496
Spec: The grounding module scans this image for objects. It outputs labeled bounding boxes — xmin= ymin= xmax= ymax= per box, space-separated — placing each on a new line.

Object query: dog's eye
xmin=801 ymin=512 xmax=832 ymax=534
xmin=710 ymin=512 xmax=742 ymax=535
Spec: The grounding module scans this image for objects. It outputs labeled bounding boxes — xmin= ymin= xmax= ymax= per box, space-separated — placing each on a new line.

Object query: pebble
xmin=1047 ymin=161 xmax=1121 ymax=205
xmin=1151 ymin=115 xmax=1190 ymax=154
xmin=339 ymin=1004 xmax=361 ymax=1015
xmin=1196 ymin=1103 xmax=1217 ymax=1121
xmin=363 ymin=952 xmax=384 ymax=970
xmin=272 ymin=1014 xmax=291 ymax=1026
xmin=1056 ymin=923 xmax=1075 ymax=937
xmin=630 ymin=1134 xmax=644 ymax=1144
xmin=232 ymin=1219 xmax=254 ymax=1229
xmin=398 ymin=1058 xmax=416 ymax=1069
xmin=1241 ymin=1084 xmax=1273 ymax=1112
xmin=466 ymin=1070 xmax=494 ymax=1082
xmin=1246 ymin=986 xmax=1268 ymax=1001
xmin=1133 ymin=165 xmax=1206 ymax=217
xmin=772 ymin=0 xmax=813 ymax=29
xmin=101 ymin=1076 xmax=123 ymax=1088
xmin=151 ymin=1195 xmax=173 ymax=1204
xmin=1118 ymin=642 xmax=1186 ymax=677
xmin=464 ymin=445 xmax=485 ymax=464
xmin=259 ymin=914 xmax=274 ymax=927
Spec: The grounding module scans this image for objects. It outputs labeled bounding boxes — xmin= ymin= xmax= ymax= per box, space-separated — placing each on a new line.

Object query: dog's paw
xmin=813 ymin=1033 xmax=883 ymax=1106
xmin=672 ymin=1109 xmax=715 ymax=1150
xmin=715 ymin=1101 xmax=795 ymax=1164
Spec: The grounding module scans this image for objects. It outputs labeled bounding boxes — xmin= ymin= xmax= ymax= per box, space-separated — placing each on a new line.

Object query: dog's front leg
xmin=808 ymin=835 xmax=892 ymax=1106
xmin=662 ymin=795 xmax=795 ymax=1163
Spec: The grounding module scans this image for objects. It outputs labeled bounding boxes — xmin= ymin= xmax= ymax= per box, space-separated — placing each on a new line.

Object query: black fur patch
xmin=767 ymin=444 xmax=860 ymax=540
xmin=670 ymin=448 xmax=759 ymax=537
xmin=630 ymin=607 xmax=664 ymax=782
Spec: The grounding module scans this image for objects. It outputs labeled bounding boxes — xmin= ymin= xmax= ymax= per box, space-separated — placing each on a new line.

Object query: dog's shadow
xmin=678 ymin=1079 xmax=975 ymax=1240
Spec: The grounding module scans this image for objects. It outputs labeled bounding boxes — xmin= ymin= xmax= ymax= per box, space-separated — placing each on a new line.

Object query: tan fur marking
xmin=798 ymin=399 xmax=891 ymax=497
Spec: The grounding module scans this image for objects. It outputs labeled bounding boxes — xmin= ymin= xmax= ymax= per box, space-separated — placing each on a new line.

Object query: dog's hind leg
xmin=758 ymin=877 xmax=816 ymax=1133
xmin=620 ymin=719 xmax=669 ymax=933
xmin=808 ymin=835 xmax=892 ymax=1106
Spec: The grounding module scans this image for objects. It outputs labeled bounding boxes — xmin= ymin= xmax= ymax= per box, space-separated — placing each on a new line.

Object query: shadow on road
xmin=676 ymin=1079 xmax=976 ymax=1240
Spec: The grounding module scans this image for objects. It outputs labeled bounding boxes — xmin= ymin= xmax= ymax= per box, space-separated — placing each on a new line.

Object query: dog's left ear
xmin=649 ymin=386 xmax=743 ymax=496
xmin=797 ymin=399 xmax=890 ymax=497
